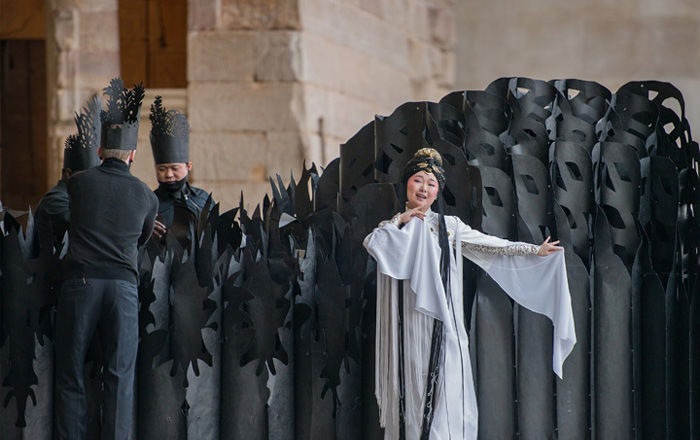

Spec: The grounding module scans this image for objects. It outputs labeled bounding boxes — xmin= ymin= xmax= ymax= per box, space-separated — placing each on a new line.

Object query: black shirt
xmin=63 ymin=158 xmax=158 ymax=283
xmin=35 ymin=179 xmax=70 ymax=246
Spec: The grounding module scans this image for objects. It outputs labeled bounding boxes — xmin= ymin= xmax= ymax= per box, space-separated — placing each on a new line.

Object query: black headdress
xmin=100 ymin=78 xmax=145 ymax=150
xmin=149 ymin=96 xmax=190 ymax=164
xmin=401 ymin=147 xmax=446 ymax=190
xmin=63 ymin=94 xmax=102 ymax=171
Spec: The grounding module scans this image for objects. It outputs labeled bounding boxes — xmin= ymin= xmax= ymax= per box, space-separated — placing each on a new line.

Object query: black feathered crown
xmin=149 ymin=96 xmax=190 ymax=164
xmin=100 ymin=78 xmax=145 ymax=150
xmin=63 ymin=94 xmax=102 ymax=171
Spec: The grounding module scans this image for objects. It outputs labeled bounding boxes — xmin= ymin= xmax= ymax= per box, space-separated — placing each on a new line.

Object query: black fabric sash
xmin=398 ymin=282 xmax=406 ymax=439
xmin=420 ymin=319 xmax=444 ymax=439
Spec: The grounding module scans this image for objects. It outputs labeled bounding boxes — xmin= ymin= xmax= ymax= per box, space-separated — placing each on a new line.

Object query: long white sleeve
xmin=455 ymin=219 xmax=576 ymax=378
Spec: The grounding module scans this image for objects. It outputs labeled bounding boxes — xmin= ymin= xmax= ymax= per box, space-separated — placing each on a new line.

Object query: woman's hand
xmin=537 ymin=236 xmax=563 ymax=256
xmin=398 ymin=207 xmax=427 ymax=225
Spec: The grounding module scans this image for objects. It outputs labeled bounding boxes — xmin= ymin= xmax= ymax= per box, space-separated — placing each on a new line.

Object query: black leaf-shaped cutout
xmin=484 ymin=186 xmax=503 ymax=207
xmin=520 ymin=174 xmax=539 ymax=195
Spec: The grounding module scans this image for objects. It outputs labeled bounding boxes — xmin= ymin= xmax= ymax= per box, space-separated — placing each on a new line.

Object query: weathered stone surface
xmin=77 ymin=50 xmax=120 ymax=86
xmin=52 ymin=8 xmax=77 ymax=51
xmin=189 ymin=132 xmax=269 ymax=181
xmin=78 ymin=10 xmax=119 ymax=52
xmin=300 ymin=32 xmax=412 ymax=106
xmin=73 ymin=0 xmax=118 ymax=10
xmin=188 ymin=31 xmax=257 ymax=81
xmin=188 ymin=82 xmax=303 ymax=132
xmin=427 ymin=4 xmax=455 ymax=50
xmin=130 ymin=151 xmax=158 ymax=189
xmin=302 ymin=130 xmax=344 ymax=168
xmin=299 ymin=0 xmax=410 ymax=71
xmin=188 ymin=0 xmax=217 ymax=30
xmin=301 ymin=84 xmax=382 ymax=141
xmin=345 ymin=0 xmax=383 ymax=18
xmin=266 ymin=131 xmax=305 ymax=177
xmin=406 ymin=0 xmax=431 ymax=43
xmin=427 ymin=46 xmax=455 ymax=88
xmin=56 ymin=50 xmax=78 ymax=88
xmin=254 ymin=31 xmax=301 ymax=81
xmin=221 ymin=0 xmax=301 ymax=30
xmin=55 ymin=88 xmax=75 ymax=121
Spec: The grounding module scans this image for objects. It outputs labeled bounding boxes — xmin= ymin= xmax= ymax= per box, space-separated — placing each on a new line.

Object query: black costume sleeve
xmin=139 ymin=190 xmax=158 ymax=246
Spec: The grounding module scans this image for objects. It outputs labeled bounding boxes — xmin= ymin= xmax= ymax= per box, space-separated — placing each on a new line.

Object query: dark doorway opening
xmin=0 ymin=39 xmax=47 ymax=210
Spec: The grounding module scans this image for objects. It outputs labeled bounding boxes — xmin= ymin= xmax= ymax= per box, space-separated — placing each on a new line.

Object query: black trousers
xmin=54 ymin=277 xmax=138 ymax=440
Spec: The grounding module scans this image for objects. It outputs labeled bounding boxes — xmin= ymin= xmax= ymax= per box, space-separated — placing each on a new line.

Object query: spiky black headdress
xmin=100 ymin=78 xmax=145 ymax=150
xmin=149 ymin=96 xmax=190 ymax=164
xmin=63 ymin=94 xmax=102 ymax=171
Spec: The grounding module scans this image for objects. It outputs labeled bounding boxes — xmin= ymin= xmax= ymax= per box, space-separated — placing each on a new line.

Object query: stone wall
xmin=186 ymin=0 xmax=304 ymax=210
xmin=46 ymin=0 xmax=121 ymax=185
xmin=38 ymin=0 xmax=458 ymax=211
xmin=454 ymin=0 xmax=700 ymax=134
xmin=296 ymin=0 xmax=456 ymax=165
xmin=187 ymin=0 xmax=457 ymax=210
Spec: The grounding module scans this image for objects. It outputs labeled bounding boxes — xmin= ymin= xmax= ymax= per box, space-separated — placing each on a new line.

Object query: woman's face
xmin=406 ymin=170 xmax=439 ymax=212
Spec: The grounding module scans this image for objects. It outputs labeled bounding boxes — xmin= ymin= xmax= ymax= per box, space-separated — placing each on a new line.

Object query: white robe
xmin=363 ymin=210 xmax=576 ymax=440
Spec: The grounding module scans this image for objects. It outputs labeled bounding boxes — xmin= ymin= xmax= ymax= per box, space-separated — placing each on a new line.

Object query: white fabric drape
xmin=364 ymin=211 xmax=576 ymax=440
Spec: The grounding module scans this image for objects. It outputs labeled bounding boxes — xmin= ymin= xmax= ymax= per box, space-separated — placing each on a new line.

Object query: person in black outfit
xmin=54 ymin=79 xmax=157 ymax=440
xmin=149 ymin=96 xmax=212 ymax=242
xmin=36 ymin=95 xmax=101 ymax=249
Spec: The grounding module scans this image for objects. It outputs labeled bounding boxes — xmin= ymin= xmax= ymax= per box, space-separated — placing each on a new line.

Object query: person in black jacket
xmin=36 ymin=95 xmax=101 ymax=249
xmin=54 ymin=79 xmax=157 ymax=440
xmin=149 ymin=96 xmax=212 ymax=243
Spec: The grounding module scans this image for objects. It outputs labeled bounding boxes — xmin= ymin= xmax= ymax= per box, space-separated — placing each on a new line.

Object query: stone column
xmin=187 ymin=0 xmax=457 ymax=210
xmin=187 ymin=0 xmax=305 ymax=209
xmin=46 ymin=0 xmax=120 ymax=184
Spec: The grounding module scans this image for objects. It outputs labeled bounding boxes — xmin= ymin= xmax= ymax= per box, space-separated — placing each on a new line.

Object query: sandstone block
xmin=406 ymin=0 xmax=431 ymax=44
xmin=254 ymin=31 xmax=301 ymax=81
xmin=77 ymin=51 xmax=120 ymax=87
xmin=48 ymin=0 xmax=79 ymax=9
xmin=299 ymin=0 xmax=410 ymax=71
xmin=301 ymin=84 xmax=379 ymax=141
xmin=52 ymin=8 xmax=77 ymax=51
xmin=266 ymin=131 xmax=306 ymax=178
xmin=631 ymin=16 xmax=700 ymax=77
xmin=300 ymin=32 xmax=412 ymax=106
xmin=189 ymin=132 xmax=269 ymax=181
xmin=188 ymin=82 xmax=302 ymax=132
xmin=56 ymin=50 xmax=78 ymax=89
xmin=346 ymin=0 xmax=383 ymax=18
xmin=72 ymin=0 xmax=118 ymax=11
xmin=221 ymin=0 xmax=301 ymax=30
xmin=303 ymin=130 xmax=344 ymax=168
xmin=55 ymin=88 xmax=75 ymax=121
xmin=78 ymin=10 xmax=119 ymax=52
xmin=130 ymin=154 xmax=158 ymax=189
xmin=427 ymin=4 xmax=456 ymax=50
xmin=427 ymin=46 xmax=455 ymax=89
xmin=188 ymin=0 xmax=217 ymax=30
xmin=188 ymin=31 xmax=256 ymax=81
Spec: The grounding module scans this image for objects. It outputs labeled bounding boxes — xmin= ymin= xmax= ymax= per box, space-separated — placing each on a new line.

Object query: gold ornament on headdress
xmin=413 ymin=147 xmax=443 ymax=167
